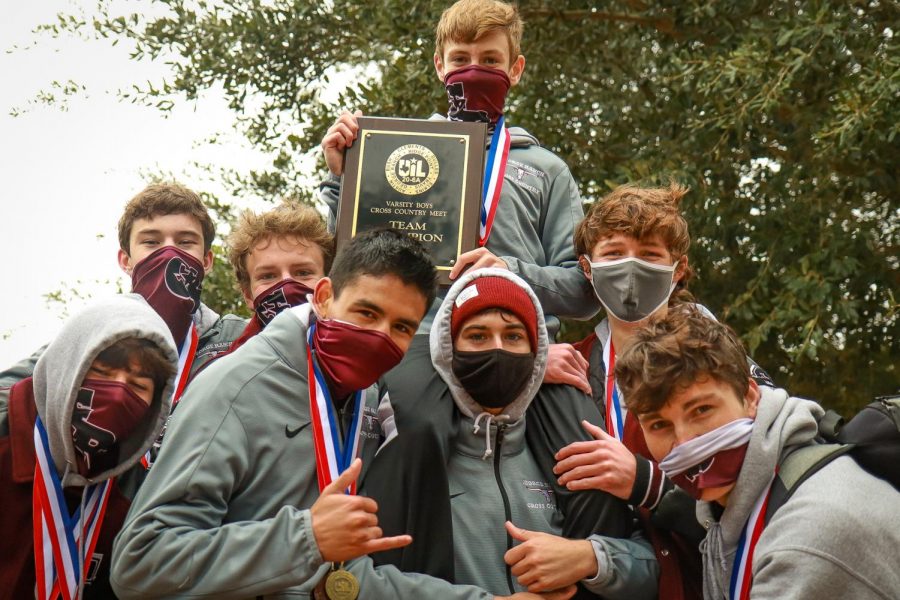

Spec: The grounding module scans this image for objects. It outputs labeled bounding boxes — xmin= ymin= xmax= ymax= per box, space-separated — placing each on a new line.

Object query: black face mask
xmin=451 ymin=349 xmax=535 ymax=410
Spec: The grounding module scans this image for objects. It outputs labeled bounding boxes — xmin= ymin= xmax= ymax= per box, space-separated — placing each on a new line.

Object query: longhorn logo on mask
xmin=165 ymin=257 xmax=202 ymax=312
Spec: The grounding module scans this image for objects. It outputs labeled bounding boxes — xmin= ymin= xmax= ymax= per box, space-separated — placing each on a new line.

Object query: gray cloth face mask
xmin=586 ymin=256 xmax=677 ymax=323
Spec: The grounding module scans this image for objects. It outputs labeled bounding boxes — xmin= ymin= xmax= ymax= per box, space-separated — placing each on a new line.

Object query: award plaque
xmin=336 ymin=116 xmax=486 ymax=286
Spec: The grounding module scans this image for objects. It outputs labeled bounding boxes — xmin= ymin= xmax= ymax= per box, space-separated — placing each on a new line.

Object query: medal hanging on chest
xmin=307 ymin=323 xmax=363 ymax=598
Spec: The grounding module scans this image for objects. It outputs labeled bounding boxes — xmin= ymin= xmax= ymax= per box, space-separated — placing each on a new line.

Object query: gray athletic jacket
xmin=318 ymin=120 xmax=599 ymax=338
xmin=697 ymin=387 xmax=900 ymax=599
xmin=110 ymin=304 xmax=499 ymax=599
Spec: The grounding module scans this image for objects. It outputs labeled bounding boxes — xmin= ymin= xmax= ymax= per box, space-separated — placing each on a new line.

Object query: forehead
xmin=443 ymin=29 xmax=511 ymax=57
xmin=130 ymin=213 xmax=204 ymax=238
xmin=646 ymin=377 xmax=743 ymax=419
xmin=88 ymin=356 xmax=153 ymax=379
xmin=591 ymin=232 xmax=670 ymax=252
xmin=337 ymin=273 xmax=427 ymax=319
xmin=247 ymin=235 xmax=325 ymax=270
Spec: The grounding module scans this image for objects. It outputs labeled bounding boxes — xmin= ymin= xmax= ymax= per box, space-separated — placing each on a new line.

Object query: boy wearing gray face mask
xmin=554 ymin=183 xmax=705 ymax=600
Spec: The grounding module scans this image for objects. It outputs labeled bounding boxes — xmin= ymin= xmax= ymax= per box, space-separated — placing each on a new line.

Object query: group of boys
xmin=2 ymin=1 xmax=898 ymax=600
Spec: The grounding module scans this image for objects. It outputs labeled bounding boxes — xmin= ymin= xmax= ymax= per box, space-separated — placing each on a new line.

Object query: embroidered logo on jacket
xmin=522 ymin=479 xmax=556 ymax=510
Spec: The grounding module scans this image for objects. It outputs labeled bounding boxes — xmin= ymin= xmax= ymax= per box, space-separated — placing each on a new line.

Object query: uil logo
xmin=165 ymin=257 xmax=202 ymax=311
xmin=385 ymin=144 xmax=440 ymax=195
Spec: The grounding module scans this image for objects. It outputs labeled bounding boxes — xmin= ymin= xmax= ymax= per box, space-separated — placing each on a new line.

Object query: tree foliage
xmin=44 ymin=0 xmax=899 ymax=413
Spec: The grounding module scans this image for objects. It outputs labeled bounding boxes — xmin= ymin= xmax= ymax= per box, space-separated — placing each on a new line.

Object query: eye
xmin=394 ymin=323 xmax=413 ymax=336
xmin=89 ymin=365 xmax=109 ymax=377
xmin=356 ymin=309 xmax=376 ymax=321
xmin=129 ymin=379 xmax=150 ymax=393
xmin=600 ymin=250 xmax=622 ymax=258
xmin=692 ymin=405 xmax=713 ymax=418
xmin=258 ymin=272 xmax=276 ymax=281
xmin=140 ymin=239 xmax=159 ymax=247
xmin=504 ymin=332 xmax=524 ymax=342
xmin=179 ymin=239 xmax=198 ymax=247
xmin=647 ymin=419 xmax=671 ymax=432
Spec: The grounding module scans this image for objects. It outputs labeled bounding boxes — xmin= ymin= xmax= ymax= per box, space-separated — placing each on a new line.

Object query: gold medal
xmin=325 ymin=565 xmax=359 ymax=600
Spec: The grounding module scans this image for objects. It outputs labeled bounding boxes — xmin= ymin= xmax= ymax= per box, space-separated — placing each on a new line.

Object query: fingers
xmin=545 ymin=585 xmax=577 ymax=600
xmin=322 ymin=458 xmax=362 ymax=495
xmin=449 ymin=249 xmax=480 ymax=280
xmin=362 ymin=534 xmax=413 ymax=553
xmin=448 ymin=248 xmax=507 ymax=279
xmin=554 ymin=440 xmax=599 ymax=463
xmin=582 ymin=419 xmax=613 ymax=441
xmin=505 ymin=520 xmax=536 ymax=542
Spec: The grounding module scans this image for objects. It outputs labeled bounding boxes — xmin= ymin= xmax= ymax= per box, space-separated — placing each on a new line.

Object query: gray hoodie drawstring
xmin=473 ymin=412 xmax=495 ymax=460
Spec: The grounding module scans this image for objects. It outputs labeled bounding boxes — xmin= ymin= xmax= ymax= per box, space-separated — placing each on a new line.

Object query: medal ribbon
xmin=729 ymin=472 xmax=777 ymax=600
xmin=602 ymin=335 xmax=625 ymax=440
xmin=479 ymin=115 xmax=511 ymax=245
xmin=141 ymin=324 xmax=198 ymax=469
xmin=32 ymin=416 xmax=113 ymax=600
xmin=307 ymin=323 xmax=365 ymax=494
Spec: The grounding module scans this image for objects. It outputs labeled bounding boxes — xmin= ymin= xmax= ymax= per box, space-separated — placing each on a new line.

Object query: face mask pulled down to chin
xmin=586 ymin=256 xmax=677 ymax=323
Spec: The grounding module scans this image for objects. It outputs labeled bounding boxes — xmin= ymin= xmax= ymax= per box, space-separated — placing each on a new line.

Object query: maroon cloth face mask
xmin=71 ymin=379 xmax=151 ymax=478
xmin=253 ymin=279 xmax=313 ymax=327
xmin=669 ymin=443 xmax=750 ymax=500
xmin=131 ymin=246 xmax=204 ymax=343
xmin=312 ymin=318 xmax=404 ymax=400
xmin=445 ymin=64 xmax=511 ymax=124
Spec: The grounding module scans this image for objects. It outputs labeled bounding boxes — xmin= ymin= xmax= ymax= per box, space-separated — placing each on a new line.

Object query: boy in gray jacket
xmin=319 ymin=0 xmax=597 ymax=359
xmin=615 ymin=307 xmax=900 ymax=600
xmin=110 ymin=231 xmax=560 ymax=599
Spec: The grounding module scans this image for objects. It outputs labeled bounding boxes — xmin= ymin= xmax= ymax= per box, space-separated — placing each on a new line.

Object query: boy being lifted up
xmin=320 ymin=0 xmax=597 ymax=359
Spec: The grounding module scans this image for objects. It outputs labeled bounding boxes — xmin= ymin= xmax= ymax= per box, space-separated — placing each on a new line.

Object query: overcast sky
xmin=0 ymin=1 xmax=275 ymax=366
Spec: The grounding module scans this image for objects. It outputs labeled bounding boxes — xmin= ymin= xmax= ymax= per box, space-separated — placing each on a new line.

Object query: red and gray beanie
xmin=450 ymin=275 xmax=539 ymax=350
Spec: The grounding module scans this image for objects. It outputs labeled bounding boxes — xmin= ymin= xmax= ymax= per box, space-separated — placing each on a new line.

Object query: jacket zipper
xmin=492 ymin=424 xmax=515 ymax=594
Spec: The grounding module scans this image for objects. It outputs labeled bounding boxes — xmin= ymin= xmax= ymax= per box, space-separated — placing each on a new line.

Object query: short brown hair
xmin=118 ymin=183 xmax=216 ymax=254
xmin=615 ymin=306 xmax=751 ymax=416
xmin=575 ymin=182 xmax=694 ymax=294
xmin=94 ymin=337 xmax=176 ymax=404
xmin=227 ymin=202 xmax=335 ymax=293
xmin=435 ymin=0 xmax=524 ymax=62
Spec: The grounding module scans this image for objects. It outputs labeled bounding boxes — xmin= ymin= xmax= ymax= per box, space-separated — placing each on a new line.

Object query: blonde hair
xmin=227 ymin=202 xmax=334 ymax=292
xmin=435 ymin=0 xmax=524 ymax=62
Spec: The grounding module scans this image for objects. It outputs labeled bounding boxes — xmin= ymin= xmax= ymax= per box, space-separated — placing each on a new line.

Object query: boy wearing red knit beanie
xmin=360 ymin=268 xmax=658 ymax=600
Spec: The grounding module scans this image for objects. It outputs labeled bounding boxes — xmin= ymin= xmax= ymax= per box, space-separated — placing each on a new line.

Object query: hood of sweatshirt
xmin=697 ymin=386 xmax=824 ymax=599
xmin=32 ymin=294 xmax=178 ymax=488
xmin=429 ymin=267 xmax=548 ymax=423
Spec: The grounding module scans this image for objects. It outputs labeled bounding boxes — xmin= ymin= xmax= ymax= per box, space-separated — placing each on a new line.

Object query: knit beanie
xmin=450 ymin=275 xmax=538 ymax=350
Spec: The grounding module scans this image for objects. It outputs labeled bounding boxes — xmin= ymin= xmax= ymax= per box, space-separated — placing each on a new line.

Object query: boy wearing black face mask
xmin=360 ymin=268 xmax=658 ymax=600
xmin=318 ymin=0 xmax=597 ymax=357
xmin=0 ymin=295 xmax=177 ymax=600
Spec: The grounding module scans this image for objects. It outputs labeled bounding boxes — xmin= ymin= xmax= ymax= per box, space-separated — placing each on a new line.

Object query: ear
xmin=434 ymin=52 xmax=447 ymax=82
xmin=202 ymin=250 xmax=214 ymax=274
xmin=117 ymin=249 xmax=133 ymax=276
xmin=674 ymin=255 xmax=689 ymax=285
xmin=744 ymin=378 xmax=761 ymax=419
xmin=312 ymin=277 xmax=335 ymax=319
xmin=578 ymin=255 xmax=592 ymax=280
xmin=508 ymin=54 xmax=526 ymax=86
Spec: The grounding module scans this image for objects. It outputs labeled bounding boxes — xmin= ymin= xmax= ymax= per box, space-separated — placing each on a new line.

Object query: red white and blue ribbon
xmin=141 ymin=324 xmax=198 ymax=469
xmin=602 ymin=335 xmax=625 ymax=440
xmin=32 ymin=416 xmax=113 ymax=600
xmin=307 ymin=323 xmax=365 ymax=494
xmin=729 ymin=472 xmax=777 ymax=600
xmin=479 ymin=115 xmax=512 ymax=246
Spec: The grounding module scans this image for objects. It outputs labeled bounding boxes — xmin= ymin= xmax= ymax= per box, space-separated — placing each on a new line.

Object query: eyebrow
xmin=134 ymin=228 xmax=201 ymax=239
xmin=353 ymin=299 xmax=420 ymax=331
xmin=251 ymin=258 xmax=318 ymax=274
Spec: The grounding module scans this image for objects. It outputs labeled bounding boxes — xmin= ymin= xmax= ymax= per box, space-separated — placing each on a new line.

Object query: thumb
xmin=582 ymin=419 xmax=613 ymax=441
xmin=505 ymin=520 xmax=537 ymax=542
xmin=322 ymin=458 xmax=362 ymax=495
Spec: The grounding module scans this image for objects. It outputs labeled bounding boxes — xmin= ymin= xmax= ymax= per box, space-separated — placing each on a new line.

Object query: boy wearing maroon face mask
xmin=0 ymin=295 xmax=177 ymax=600
xmin=112 ymin=230 xmax=502 ymax=598
xmin=0 ymin=183 xmax=247 ymax=389
xmin=319 ymin=0 xmax=597 ymax=362
xmin=615 ymin=307 xmax=900 ymax=600
xmin=224 ymin=202 xmax=334 ymax=353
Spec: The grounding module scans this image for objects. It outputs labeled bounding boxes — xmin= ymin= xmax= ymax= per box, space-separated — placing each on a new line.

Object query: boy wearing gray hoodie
xmin=0 ymin=295 xmax=178 ymax=600
xmin=615 ymin=307 xmax=900 ymax=600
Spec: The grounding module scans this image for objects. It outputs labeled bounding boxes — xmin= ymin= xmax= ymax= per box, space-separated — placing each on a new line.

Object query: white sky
xmin=0 ymin=1 xmax=275 ymax=366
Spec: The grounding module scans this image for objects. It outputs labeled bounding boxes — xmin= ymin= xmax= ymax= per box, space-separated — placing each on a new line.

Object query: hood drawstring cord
xmin=473 ymin=412 xmax=510 ymax=460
